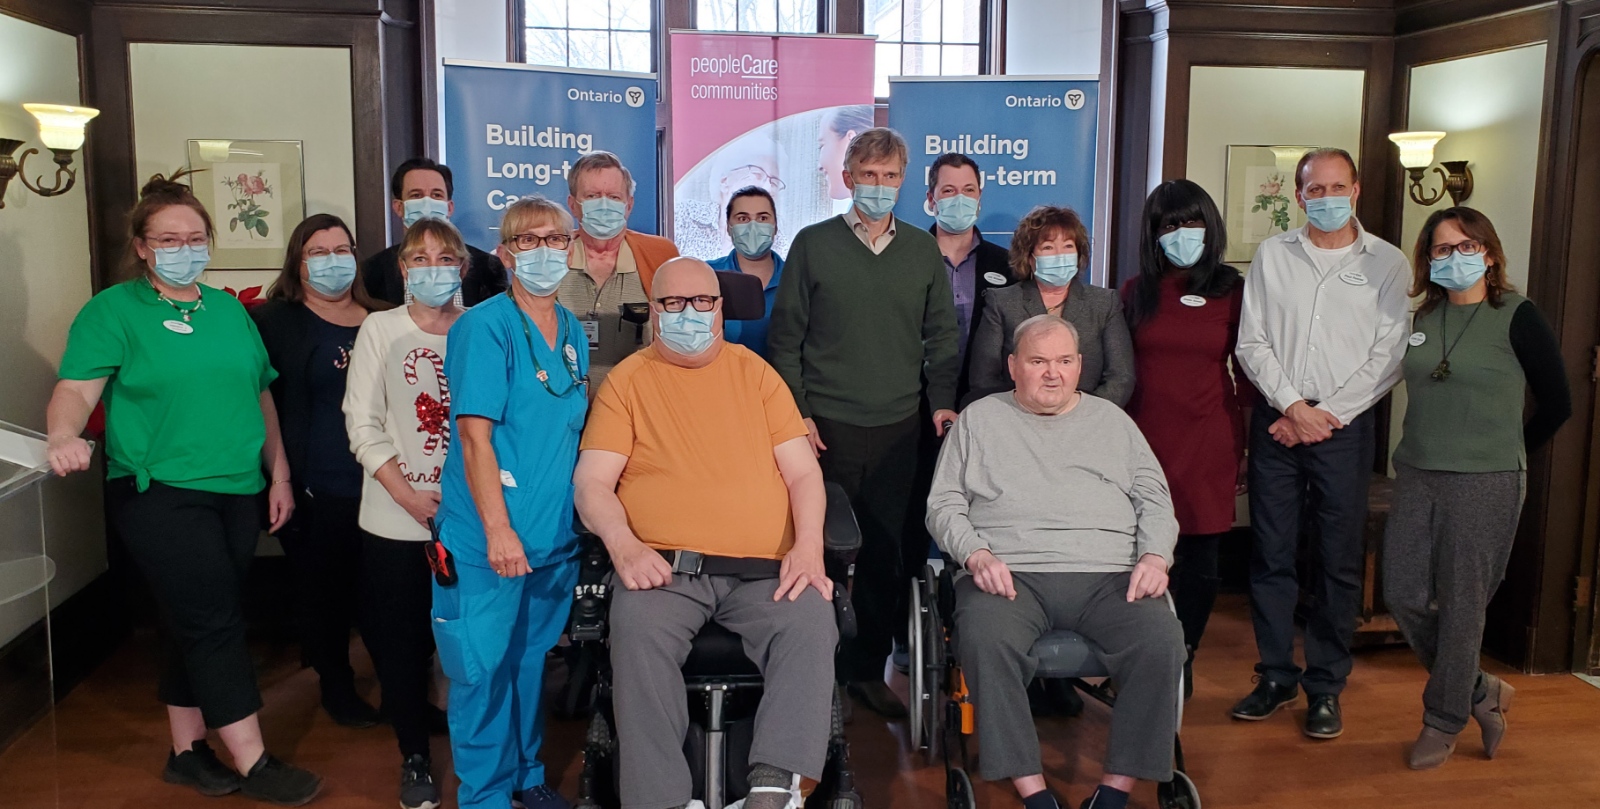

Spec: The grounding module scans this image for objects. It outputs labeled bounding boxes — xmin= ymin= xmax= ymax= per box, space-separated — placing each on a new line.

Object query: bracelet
xmin=271 ymin=479 xmax=292 ymax=487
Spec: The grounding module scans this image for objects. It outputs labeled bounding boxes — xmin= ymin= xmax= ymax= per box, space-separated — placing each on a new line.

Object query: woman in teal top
xmin=44 ymin=173 xmax=321 ymax=805
xmin=432 ymin=196 xmax=589 ymax=809
xmin=1383 ymin=207 xmax=1571 ymax=771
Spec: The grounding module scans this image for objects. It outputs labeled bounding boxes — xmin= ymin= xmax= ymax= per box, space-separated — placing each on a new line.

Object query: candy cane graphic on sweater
xmin=404 ymin=347 xmax=451 ymax=456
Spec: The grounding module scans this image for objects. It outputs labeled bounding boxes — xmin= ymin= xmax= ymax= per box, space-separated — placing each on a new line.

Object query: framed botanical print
xmin=186 ymin=139 xmax=307 ymax=271
xmin=1224 ymin=145 xmax=1313 ymax=265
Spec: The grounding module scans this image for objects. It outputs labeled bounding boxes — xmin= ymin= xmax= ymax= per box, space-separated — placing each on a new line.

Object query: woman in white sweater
xmin=342 ymin=217 xmax=469 ymax=809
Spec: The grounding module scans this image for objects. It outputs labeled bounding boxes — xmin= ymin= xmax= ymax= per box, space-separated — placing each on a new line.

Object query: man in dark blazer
xmin=895 ymin=152 xmax=1018 ymax=673
xmin=361 ymin=157 xmax=508 ymax=307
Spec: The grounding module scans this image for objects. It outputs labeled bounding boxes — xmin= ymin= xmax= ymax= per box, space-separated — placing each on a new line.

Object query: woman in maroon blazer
xmin=1120 ymin=179 xmax=1253 ymax=698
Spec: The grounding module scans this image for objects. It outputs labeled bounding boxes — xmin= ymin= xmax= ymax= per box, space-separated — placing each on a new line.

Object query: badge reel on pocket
xmin=426 ymin=517 xmax=458 ymax=586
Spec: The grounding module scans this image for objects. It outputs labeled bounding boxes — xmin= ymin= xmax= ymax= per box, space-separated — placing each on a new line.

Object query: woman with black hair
xmin=1119 ymin=180 xmax=1252 ymax=697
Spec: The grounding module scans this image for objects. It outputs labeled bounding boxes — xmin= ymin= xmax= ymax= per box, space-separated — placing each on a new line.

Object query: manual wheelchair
xmin=906 ymin=563 xmax=1202 ymax=809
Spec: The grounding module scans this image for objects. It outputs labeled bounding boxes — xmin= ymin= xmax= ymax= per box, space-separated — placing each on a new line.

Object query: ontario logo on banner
xmin=441 ymin=60 xmax=659 ymax=250
xmin=669 ymin=32 xmax=874 ymax=261
xmin=888 ymin=76 xmax=1098 ymax=253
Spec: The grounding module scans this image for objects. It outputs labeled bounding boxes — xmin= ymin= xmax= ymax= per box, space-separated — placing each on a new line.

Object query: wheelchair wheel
xmin=1157 ymin=770 xmax=1201 ymax=809
xmin=908 ymin=576 xmax=927 ymax=751
xmin=946 ymin=767 xmax=975 ymax=809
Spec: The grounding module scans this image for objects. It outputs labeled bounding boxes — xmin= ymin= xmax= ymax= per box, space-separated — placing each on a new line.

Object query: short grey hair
xmin=567 ymin=150 xmax=636 ymax=199
xmin=1012 ymin=314 xmax=1079 ymax=354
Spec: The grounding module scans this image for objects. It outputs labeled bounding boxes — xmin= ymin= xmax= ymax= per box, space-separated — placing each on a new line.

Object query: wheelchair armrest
xmin=567 ymin=533 xmax=614 ymax=643
xmin=832 ymin=581 xmax=858 ymax=641
xmin=823 ymin=481 xmax=860 ymax=568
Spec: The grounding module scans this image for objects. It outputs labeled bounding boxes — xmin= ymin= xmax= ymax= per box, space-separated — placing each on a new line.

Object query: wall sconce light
xmin=1389 ymin=131 xmax=1473 ymax=206
xmin=0 ymin=103 xmax=100 ymax=209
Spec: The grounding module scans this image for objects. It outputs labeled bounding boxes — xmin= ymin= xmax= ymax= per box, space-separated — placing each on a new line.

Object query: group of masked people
xmin=43 ymin=125 xmax=1569 ymax=809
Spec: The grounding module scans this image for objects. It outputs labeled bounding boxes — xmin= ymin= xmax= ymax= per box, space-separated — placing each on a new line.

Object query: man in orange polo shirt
xmin=573 ymin=257 xmax=836 ymax=809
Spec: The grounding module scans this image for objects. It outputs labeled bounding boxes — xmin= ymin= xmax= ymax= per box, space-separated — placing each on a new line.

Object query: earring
xmin=404 ymin=289 xmax=414 ymax=305
xmin=453 ymin=290 xmax=465 ymax=308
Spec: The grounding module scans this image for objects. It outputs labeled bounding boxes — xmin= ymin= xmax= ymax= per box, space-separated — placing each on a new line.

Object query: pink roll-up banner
xmin=670 ymin=31 xmax=876 ymax=260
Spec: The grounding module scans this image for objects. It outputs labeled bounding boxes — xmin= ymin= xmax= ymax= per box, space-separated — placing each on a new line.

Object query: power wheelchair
xmin=907 ymin=563 xmax=1202 ymax=809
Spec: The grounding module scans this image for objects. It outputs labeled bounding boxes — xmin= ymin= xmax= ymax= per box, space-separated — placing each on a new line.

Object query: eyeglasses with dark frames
xmin=653 ymin=295 xmax=721 ymax=313
xmin=1429 ymin=239 xmax=1484 ymax=261
xmin=505 ymin=233 xmax=571 ymax=251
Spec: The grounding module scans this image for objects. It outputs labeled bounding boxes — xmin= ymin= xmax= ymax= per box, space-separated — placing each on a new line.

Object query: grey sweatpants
xmin=1382 ymin=463 xmax=1524 ymax=734
xmin=609 ymin=573 xmax=838 ymax=809
xmin=954 ymin=571 xmax=1183 ymax=783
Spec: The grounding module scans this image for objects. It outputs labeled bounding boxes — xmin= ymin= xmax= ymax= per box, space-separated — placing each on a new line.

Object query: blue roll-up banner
xmin=441 ymin=60 xmax=659 ymax=249
xmin=888 ymin=76 xmax=1098 ymax=252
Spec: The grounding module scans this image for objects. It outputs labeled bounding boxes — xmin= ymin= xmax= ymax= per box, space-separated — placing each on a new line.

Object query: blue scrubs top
xmin=707 ymin=249 xmax=784 ymax=359
xmin=438 ymin=293 xmax=590 ymax=570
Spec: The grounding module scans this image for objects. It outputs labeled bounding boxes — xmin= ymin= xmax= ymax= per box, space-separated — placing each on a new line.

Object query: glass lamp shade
xmin=1388 ymin=131 xmax=1446 ymax=170
xmin=22 ymin=104 xmax=100 ymax=151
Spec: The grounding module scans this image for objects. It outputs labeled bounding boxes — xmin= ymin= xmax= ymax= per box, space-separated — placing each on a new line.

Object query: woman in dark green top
xmin=1382 ymin=207 xmax=1571 ymax=771
xmin=44 ymin=173 xmax=321 ymax=805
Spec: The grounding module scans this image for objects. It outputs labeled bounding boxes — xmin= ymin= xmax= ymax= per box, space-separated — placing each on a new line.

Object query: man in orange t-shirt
xmin=574 ymin=258 xmax=837 ymax=809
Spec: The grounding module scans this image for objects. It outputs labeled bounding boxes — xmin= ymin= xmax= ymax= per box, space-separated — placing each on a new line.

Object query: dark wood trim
xmin=87 ymin=4 xmax=418 ymax=282
xmin=419 ymin=0 xmax=438 ymax=159
xmin=830 ymin=0 xmax=863 ymax=35
xmin=1395 ymin=3 xmax=1556 ymax=64
xmin=93 ymin=0 xmax=403 ymax=13
xmin=0 ymin=0 xmax=90 ymax=35
xmin=1395 ymin=0 xmax=1555 ymax=35
xmin=506 ymin=0 xmax=525 ymax=63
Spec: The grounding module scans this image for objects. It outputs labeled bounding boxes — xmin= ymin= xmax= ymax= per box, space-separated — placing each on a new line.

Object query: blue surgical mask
xmin=730 ymin=221 xmax=776 ymax=259
xmin=934 ymin=194 xmax=979 ymax=233
xmin=1303 ymin=195 xmax=1354 ymax=233
xmin=1158 ymin=227 xmax=1206 ymax=268
xmin=406 ymin=265 xmax=462 ymax=308
xmin=1429 ymin=251 xmax=1488 ymax=292
xmin=305 ymin=253 xmax=357 ymax=297
xmin=580 ymin=197 xmax=628 ymax=240
xmin=402 ymin=198 xmax=450 ymax=228
xmin=513 ymin=246 xmax=569 ymax=297
xmin=1033 ymin=252 xmax=1078 ymax=287
xmin=657 ymin=307 xmax=717 ymax=357
xmin=151 ymin=245 xmax=210 ymax=287
xmin=851 ymin=183 xmax=898 ymax=220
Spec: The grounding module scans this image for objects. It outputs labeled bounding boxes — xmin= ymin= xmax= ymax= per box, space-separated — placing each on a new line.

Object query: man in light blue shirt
xmin=707 ymin=186 xmax=784 ymax=358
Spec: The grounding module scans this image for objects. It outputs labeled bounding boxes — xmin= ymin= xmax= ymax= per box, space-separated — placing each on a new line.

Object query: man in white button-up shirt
xmin=1231 ymin=148 xmax=1409 ymax=741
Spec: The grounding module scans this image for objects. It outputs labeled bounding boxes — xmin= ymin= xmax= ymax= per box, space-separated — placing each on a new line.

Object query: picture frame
xmin=186 ymin=139 xmax=307 ymax=271
xmin=1223 ymin=145 xmax=1314 ymax=266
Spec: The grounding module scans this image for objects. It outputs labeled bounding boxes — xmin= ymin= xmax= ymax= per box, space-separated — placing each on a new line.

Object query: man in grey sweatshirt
xmin=927 ymin=314 xmax=1183 ymax=809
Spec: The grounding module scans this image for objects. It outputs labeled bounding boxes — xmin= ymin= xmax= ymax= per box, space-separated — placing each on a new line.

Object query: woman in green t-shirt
xmin=45 ymin=173 xmax=322 ymax=806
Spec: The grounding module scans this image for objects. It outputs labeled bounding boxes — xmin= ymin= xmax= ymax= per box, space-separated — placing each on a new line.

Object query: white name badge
xmin=163 ymin=320 xmax=194 ymax=334
xmin=1339 ymin=270 xmax=1368 ymax=285
xmin=1180 ymin=294 xmax=1206 ymax=307
xmin=499 ymin=470 xmax=518 ymax=488
xmin=983 ymin=272 xmax=1007 ymax=286
xmin=582 ymin=318 xmax=600 ymax=349
xmin=1409 ymin=332 xmax=1427 ymax=347
xmin=564 ymin=344 xmax=578 ymax=364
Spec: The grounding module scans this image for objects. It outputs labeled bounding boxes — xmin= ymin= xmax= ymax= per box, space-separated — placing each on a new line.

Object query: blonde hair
xmin=499 ymin=196 xmax=575 ymax=242
xmin=398 ymin=218 xmax=468 ymax=265
xmin=844 ymin=127 xmax=908 ymax=171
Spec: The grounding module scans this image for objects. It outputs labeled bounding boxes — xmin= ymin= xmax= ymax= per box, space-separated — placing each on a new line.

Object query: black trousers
xmin=110 ymin=479 xmax=264 ymax=729
xmin=814 ymin=412 xmax=921 ymax=682
xmin=897 ymin=402 xmax=943 ymax=647
xmin=1169 ymin=532 xmax=1224 ymax=653
xmin=278 ymin=492 xmax=365 ymax=698
xmin=361 ymin=532 xmax=436 ymax=758
xmin=1246 ymin=405 xmax=1374 ymax=696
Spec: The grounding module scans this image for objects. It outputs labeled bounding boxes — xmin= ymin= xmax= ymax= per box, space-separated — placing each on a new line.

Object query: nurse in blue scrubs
xmin=706 ymin=186 xmax=783 ymax=358
xmin=434 ymin=196 xmax=588 ymax=809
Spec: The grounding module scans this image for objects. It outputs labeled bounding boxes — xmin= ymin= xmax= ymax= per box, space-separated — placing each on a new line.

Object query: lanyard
xmin=515 ymin=297 xmax=585 ymax=398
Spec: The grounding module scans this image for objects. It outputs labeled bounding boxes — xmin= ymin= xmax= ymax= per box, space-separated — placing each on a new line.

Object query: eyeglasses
xmin=505 ymin=233 xmax=571 ymax=251
xmin=146 ymin=235 xmax=210 ymax=249
xmin=654 ymin=295 xmax=721 ymax=313
xmin=725 ymin=165 xmax=786 ymax=192
xmin=1429 ymin=239 xmax=1484 ymax=261
xmin=305 ymin=246 xmax=355 ymax=258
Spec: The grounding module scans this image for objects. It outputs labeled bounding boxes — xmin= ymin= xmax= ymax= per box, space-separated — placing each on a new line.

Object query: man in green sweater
xmin=768 ymin=127 xmax=960 ymax=717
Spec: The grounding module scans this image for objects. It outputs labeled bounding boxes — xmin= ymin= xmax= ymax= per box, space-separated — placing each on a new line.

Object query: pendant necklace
xmin=1431 ymin=300 xmax=1483 ymax=381
xmin=148 ymin=278 xmax=205 ymax=323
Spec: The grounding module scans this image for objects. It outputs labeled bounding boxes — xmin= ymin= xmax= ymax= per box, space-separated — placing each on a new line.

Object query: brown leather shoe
xmin=847 ymin=680 xmax=908 ymax=719
xmin=1472 ymin=673 xmax=1515 ymax=759
xmin=1407 ymin=725 xmax=1457 ymax=770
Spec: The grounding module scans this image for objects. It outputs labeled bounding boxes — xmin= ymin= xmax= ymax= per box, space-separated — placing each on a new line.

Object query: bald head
xmin=653 ymin=256 xmax=720 ymax=298
xmin=1008 ymin=315 xmax=1082 ymax=415
xmin=1013 ymin=314 xmax=1079 ymax=356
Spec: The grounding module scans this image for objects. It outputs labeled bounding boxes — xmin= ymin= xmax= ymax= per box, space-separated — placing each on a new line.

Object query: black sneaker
xmin=400 ymin=754 xmax=440 ymax=809
xmin=163 ymin=740 xmax=241 ymax=797
xmin=520 ymin=784 xmax=572 ymax=809
xmin=240 ymin=753 xmax=323 ymax=806
xmin=1230 ymin=676 xmax=1299 ymax=720
xmin=1303 ymin=694 xmax=1344 ymax=739
xmin=323 ymin=690 xmax=381 ymax=729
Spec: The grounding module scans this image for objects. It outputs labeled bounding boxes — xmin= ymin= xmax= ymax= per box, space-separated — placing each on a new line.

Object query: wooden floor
xmin=3 ymin=594 xmax=1600 ymax=809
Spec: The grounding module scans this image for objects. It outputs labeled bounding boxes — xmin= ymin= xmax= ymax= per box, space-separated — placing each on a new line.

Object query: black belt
xmin=657 ymin=549 xmax=781 ymax=578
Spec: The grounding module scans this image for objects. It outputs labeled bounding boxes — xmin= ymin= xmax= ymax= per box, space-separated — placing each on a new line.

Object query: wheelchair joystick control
xmin=569 ymin=583 xmax=611 ymax=642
